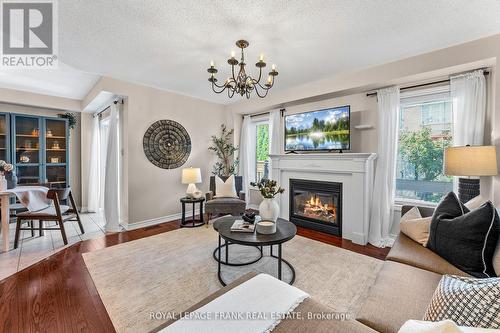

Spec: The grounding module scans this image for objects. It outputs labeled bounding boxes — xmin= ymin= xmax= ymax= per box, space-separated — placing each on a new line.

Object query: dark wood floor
xmin=0 ymin=217 xmax=389 ymax=333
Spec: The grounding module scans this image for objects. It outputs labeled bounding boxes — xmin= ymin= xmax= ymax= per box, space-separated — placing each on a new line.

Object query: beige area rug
xmin=83 ymin=226 xmax=383 ymax=333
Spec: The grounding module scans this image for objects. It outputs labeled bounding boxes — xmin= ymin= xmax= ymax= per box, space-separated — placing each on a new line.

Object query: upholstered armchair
xmin=205 ymin=176 xmax=246 ymax=223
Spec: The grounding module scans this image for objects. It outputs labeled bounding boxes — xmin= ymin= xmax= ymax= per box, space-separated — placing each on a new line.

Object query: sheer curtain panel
xmin=369 ymin=86 xmax=400 ymax=247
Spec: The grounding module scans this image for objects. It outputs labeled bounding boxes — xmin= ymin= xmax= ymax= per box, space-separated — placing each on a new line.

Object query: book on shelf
xmin=230 ymin=220 xmax=255 ymax=233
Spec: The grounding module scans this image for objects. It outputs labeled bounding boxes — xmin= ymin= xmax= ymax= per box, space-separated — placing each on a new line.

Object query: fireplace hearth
xmin=289 ymin=179 xmax=342 ymax=236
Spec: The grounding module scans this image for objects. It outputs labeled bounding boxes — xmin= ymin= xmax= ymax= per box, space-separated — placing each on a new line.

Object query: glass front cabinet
xmin=10 ymin=114 xmax=69 ymax=187
xmin=0 ymin=113 xmax=10 ymax=163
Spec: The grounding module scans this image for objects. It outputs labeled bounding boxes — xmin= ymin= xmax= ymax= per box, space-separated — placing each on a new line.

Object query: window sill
xmin=394 ymin=199 xmax=438 ymax=211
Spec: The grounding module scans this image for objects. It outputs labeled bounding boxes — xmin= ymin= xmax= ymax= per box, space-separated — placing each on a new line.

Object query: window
xmin=255 ymin=122 xmax=269 ymax=182
xmin=396 ymin=88 xmax=453 ymax=204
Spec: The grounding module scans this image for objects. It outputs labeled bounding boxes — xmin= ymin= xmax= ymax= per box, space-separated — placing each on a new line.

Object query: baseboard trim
xmin=350 ymin=232 xmax=367 ymax=245
xmin=122 ymin=209 xmax=200 ymax=231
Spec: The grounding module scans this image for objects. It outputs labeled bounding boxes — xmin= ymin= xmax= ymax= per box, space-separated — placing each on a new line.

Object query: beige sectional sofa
xmin=152 ymin=205 xmax=484 ymax=333
xmin=356 ymin=205 xmax=472 ymax=332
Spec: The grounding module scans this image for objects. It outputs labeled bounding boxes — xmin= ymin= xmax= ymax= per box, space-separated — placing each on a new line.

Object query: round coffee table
xmin=214 ymin=216 xmax=297 ymax=286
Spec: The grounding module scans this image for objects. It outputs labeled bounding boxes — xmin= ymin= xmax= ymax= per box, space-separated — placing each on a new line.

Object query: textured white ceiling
xmin=0 ymin=62 xmax=100 ymax=100
xmin=4 ymin=0 xmax=500 ymax=103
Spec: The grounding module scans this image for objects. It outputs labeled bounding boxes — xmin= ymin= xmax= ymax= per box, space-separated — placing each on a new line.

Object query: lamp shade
xmin=181 ymin=167 xmax=202 ymax=184
xmin=444 ymin=145 xmax=498 ymax=176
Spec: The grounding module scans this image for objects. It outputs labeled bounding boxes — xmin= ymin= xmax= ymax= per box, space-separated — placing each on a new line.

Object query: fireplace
xmin=289 ymin=179 xmax=342 ymax=236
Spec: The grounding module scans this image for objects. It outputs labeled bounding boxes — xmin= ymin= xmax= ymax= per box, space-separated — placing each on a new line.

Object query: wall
xmin=226 ymin=33 xmax=500 ymax=235
xmin=280 ymin=93 xmax=378 ymax=154
xmin=245 ymin=93 xmax=378 ymax=208
xmin=82 ymin=77 xmax=231 ymax=227
xmin=0 ymin=103 xmax=82 ymax=206
xmin=0 ymin=88 xmax=81 ymax=112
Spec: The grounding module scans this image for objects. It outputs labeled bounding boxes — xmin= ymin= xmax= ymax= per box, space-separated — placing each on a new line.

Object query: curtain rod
xmin=93 ymin=99 xmax=122 ymax=118
xmin=243 ymin=108 xmax=286 ymax=118
xmin=366 ymin=69 xmax=490 ymax=97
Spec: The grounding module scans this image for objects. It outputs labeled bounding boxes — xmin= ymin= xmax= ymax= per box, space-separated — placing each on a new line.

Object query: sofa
xmin=355 ymin=205 xmax=475 ymax=332
xmin=151 ymin=205 xmax=496 ymax=332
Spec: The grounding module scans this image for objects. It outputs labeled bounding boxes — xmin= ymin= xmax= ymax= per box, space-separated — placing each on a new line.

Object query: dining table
xmin=0 ymin=186 xmax=51 ymax=252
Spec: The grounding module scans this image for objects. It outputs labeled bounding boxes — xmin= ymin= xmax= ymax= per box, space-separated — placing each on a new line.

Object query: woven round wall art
xmin=142 ymin=119 xmax=191 ymax=169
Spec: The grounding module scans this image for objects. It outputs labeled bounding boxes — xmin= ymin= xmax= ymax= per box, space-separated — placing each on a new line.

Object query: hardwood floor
xmin=0 ymin=217 xmax=389 ymax=333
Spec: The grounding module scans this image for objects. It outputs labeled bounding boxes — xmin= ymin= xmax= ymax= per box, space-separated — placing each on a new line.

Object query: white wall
xmin=244 ymin=93 xmax=378 ymax=208
xmin=281 ymin=93 xmax=378 ymax=154
xmin=82 ymin=77 xmax=231 ymax=227
xmin=227 ymin=33 xmax=500 ymax=234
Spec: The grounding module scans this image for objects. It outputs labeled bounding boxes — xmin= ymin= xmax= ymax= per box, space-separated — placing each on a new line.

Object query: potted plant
xmin=0 ymin=160 xmax=15 ymax=190
xmin=250 ymin=179 xmax=285 ymax=234
xmin=208 ymin=124 xmax=239 ymax=177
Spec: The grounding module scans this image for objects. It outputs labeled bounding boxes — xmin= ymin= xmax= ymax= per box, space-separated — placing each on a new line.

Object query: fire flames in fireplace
xmin=299 ymin=195 xmax=337 ymax=223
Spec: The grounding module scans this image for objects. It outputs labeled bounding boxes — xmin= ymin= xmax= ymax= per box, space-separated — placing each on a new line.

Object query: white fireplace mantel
xmin=270 ymin=153 xmax=377 ymax=245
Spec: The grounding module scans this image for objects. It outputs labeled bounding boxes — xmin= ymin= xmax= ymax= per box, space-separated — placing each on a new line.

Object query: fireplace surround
xmin=270 ymin=153 xmax=376 ymax=245
xmin=289 ymin=179 xmax=342 ymax=236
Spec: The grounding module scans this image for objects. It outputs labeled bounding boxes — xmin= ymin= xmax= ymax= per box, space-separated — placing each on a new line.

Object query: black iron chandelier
xmin=207 ymin=40 xmax=278 ymax=99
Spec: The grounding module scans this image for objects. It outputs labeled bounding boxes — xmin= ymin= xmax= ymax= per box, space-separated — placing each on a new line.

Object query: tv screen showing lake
xmin=285 ymin=106 xmax=350 ymax=151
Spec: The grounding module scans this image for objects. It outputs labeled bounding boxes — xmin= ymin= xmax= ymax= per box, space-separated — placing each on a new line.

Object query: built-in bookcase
xmin=0 ymin=113 xmax=10 ymax=163
xmin=7 ymin=114 xmax=69 ymax=187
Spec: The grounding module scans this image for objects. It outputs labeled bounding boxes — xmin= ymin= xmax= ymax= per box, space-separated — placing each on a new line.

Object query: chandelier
xmin=207 ymin=40 xmax=278 ymax=99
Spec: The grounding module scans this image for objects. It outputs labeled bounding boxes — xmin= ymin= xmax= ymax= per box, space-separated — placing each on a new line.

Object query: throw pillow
xmin=494 ymin=240 xmax=500 ymax=277
xmin=465 ymin=195 xmax=489 ymax=210
xmin=214 ymin=175 xmax=238 ymax=198
xmin=398 ymin=319 xmax=499 ymax=333
xmin=423 ymin=275 xmax=500 ymax=329
xmin=495 ymin=205 xmax=500 ymax=276
xmin=427 ymin=192 xmax=499 ymax=278
xmin=400 ymin=207 xmax=431 ymax=246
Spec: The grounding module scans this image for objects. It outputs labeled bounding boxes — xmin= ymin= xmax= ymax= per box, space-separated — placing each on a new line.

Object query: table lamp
xmin=182 ymin=167 xmax=202 ymax=198
xmin=444 ymin=145 xmax=498 ymax=203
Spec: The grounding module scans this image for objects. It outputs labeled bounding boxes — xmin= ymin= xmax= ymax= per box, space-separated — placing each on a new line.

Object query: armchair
xmin=205 ymin=176 xmax=246 ymax=225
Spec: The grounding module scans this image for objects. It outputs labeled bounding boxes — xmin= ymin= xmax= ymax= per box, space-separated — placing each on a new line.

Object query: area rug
xmin=83 ymin=226 xmax=383 ymax=333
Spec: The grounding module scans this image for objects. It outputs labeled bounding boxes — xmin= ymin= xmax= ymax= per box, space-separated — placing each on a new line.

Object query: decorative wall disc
xmin=143 ymin=120 xmax=191 ymax=169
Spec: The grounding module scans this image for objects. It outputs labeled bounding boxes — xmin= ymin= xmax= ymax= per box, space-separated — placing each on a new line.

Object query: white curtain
xmin=369 ymin=86 xmax=400 ymax=248
xmin=451 ymin=70 xmax=487 ymax=192
xmin=451 ymin=70 xmax=486 ymax=146
xmin=268 ymin=109 xmax=281 ymax=179
xmin=86 ymin=115 xmax=100 ymax=212
xmin=104 ymin=103 xmax=121 ymax=232
xmin=269 ymin=109 xmax=281 ymax=155
xmin=239 ymin=115 xmax=254 ymax=204
xmin=99 ymin=119 xmax=109 ymax=211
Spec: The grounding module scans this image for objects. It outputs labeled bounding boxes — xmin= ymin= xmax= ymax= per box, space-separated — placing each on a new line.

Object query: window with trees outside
xmin=396 ymin=88 xmax=453 ymax=204
xmin=255 ymin=122 xmax=270 ymax=182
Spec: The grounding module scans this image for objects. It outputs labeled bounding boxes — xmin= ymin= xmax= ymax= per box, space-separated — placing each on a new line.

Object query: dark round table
xmin=180 ymin=197 xmax=205 ymax=227
xmin=213 ymin=216 xmax=297 ymax=286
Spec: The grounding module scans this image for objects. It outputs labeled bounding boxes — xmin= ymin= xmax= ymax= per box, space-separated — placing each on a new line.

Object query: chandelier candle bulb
xmin=272 ymin=64 xmax=276 ymax=70
xmin=210 ymin=60 xmax=214 ymax=67
xmin=260 ymin=53 xmax=264 ymax=61
xmin=230 ymin=50 xmax=235 ymax=58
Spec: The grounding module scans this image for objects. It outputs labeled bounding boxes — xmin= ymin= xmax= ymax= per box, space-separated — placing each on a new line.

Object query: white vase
xmin=259 ymin=198 xmax=280 ymax=222
xmin=0 ymin=174 xmax=6 ymax=191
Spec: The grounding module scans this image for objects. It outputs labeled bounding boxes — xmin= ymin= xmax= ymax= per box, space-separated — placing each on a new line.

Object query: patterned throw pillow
xmin=423 ymin=275 xmax=500 ymax=328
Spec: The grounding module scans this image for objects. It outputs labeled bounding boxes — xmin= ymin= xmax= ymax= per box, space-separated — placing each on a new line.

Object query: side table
xmin=180 ymin=197 xmax=205 ymax=228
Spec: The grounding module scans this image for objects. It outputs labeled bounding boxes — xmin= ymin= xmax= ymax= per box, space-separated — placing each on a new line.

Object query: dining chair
xmin=13 ymin=187 xmax=84 ymax=249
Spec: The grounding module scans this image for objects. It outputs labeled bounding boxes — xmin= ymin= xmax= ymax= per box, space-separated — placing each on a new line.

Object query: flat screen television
xmin=284 ymin=105 xmax=350 ymax=152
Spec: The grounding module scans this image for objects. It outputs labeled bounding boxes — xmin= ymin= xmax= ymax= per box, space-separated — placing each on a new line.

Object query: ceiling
xmin=3 ymin=0 xmax=500 ymax=104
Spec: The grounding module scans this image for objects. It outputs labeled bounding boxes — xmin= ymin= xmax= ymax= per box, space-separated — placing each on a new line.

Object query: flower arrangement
xmin=250 ymin=179 xmax=285 ymax=199
xmin=0 ymin=160 xmax=13 ymax=173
